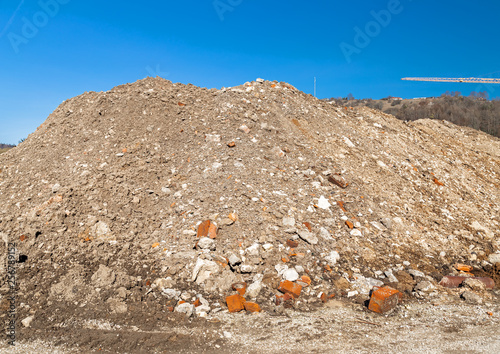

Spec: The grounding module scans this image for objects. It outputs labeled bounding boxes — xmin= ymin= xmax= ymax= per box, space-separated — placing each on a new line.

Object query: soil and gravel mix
xmin=0 ymin=77 xmax=499 ymax=352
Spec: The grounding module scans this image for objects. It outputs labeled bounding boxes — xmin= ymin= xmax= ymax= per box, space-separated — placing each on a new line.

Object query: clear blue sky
xmin=1 ymin=0 xmax=500 ymax=144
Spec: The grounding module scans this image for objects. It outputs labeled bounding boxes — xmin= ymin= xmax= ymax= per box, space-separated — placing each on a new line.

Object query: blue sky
xmin=1 ymin=0 xmax=500 ymax=144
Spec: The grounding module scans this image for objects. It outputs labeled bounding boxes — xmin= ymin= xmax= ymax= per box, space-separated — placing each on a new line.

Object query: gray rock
xmin=51 ymin=183 xmax=61 ymax=193
xmin=488 ymin=253 xmax=500 ymax=265
xmin=246 ymin=281 xmax=263 ymax=299
xmin=228 ymin=254 xmax=241 ymax=266
xmin=91 ymin=264 xmax=116 ymax=287
xmin=380 ymin=218 xmax=393 ymax=229
xmin=198 ymin=237 xmax=216 ymax=250
xmin=283 ymin=268 xmax=299 ymax=281
xmin=175 ymin=303 xmax=195 ymax=317
xmin=107 ymin=298 xmax=128 ymax=314
xmin=162 ymin=288 xmax=181 ymax=299
xmin=324 ymin=251 xmax=340 ymax=265
xmin=462 ymin=278 xmax=486 ymax=292
xmin=461 ymin=290 xmax=483 ymax=304
xmin=384 ymin=269 xmax=399 ymax=283
xmin=319 ymin=227 xmax=332 ymax=240
xmin=282 ymin=217 xmax=295 ymax=227
xmin=21 ymin=316 xmax=34 ymax=328
xmin=408 ymin=269 xmax=425 ymax=278
xmin=191 ymin=258 xmax=220 ymax=284
xmin=414 ymin=281 xmax=435 ymax=292
xmin=297 ymin=229 xmax=318 ymax=245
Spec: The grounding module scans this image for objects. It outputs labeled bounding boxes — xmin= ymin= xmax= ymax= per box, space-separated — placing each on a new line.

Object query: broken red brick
xmin=433 ymin=178 xmax=444 ymax=186
xmin=231 ymin=282 xmax=248 ymax=296
xmin=368 ymin=286 xmax=402 ymax=314
xmin=454 ymin=264 xmax=473 ymax=272
xmin=320 ymin=292 xmax=327 ymax=303
xmin=328 ymin=174 xmax=349 ymax=189
xmin=227 ymin=141 xmax=236 ymax=148
xmin=303 ymin=222 xmax=312 ymax=232
xmin=197 ymin=220 xmax=218 ymax=239
xmin=286 ymin=239 xmax=299 ymax=248
xmin=300 ymin=275 xmax=312 ymax=287
xmin=19 ymin=235 xmax=27 ymax=242
xmin=244 ymin=302 xmax=261 ymax=313
xmin=193 ymin=298 xmax=201 ymax=307
xmin=178 ymin=102 xmax=186 ymax=107
xmin=337 ymin=201 xmax=347 ymax=212
xmin=345 ymin=220 xmax=354 ymax=229
xmin=278 ymin=280 xmax=302 ymax=298
xmin=439 ymin=276 xmax=495 ymax=289
xmin=275 ymin=293 xmax=294 ymax=308
xmin=226 ymin=294 xmax=246 ymax=313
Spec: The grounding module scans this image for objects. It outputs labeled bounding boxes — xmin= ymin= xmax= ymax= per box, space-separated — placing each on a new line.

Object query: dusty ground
xmin=0 ymin=77 xmax=499 ymax=352
xmin=1 ymin=298 xmax=499 ymax=353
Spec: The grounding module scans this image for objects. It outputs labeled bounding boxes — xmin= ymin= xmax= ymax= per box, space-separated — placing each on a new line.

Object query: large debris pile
xmin=1 ymin=77 xmax=499 ymax=331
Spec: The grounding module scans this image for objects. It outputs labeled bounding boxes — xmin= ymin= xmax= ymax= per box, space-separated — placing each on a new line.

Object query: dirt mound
xmin=1 ymin=77 xmax=499 ymax=351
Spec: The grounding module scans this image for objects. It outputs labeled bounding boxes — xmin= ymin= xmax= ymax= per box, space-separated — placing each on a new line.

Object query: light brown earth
xmin=0 ymin=77 xmax=499 ymax=352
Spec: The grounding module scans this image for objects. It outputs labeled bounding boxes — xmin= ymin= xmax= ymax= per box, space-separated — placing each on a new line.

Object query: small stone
xmin=262 ymin=243 xmax=274 ymax=251
xmin=161 ymin=187 xmax=172 ymax=194
xmin=223 ymin=331 xmax=233 ymax=339
xmin=198 ymin=237 xmax=216 ymax=250
xmin=319 ymin=227 xmax=332 ymax=239
xmin=462 ymin=278 xmax=486 ymax=292
xmin=21 ymin=316 xmax=34 ymax=328
xmin=246 ymin=281 xmax=263 ymax=299
xmin=414 ymin=281 xmax=435 ymax=292
xmin=282 ymin=217 xmax=295 ymax=227
xmin=240 ymin=265 xmax=254 ymax=273
xmin=162 ymin=288 xmax=181 ymax=299
xmin=175 ymin=303 xmax=195 ymax=317
xmin=283 ymin=268 xmax=299 ymax=281
xmin=347 ymin=290 xmax=358 ymax=298
xmin=408 ymin=269 xmax=425 ymax=278
xmin=461 ymin=290 xmax=483 ymax=304
xmin=228 ymin=254 xmax=241 ymax=266
xmin=317 ymin=196 xmax=331 ymax=209
xmin=384 ymin=270 xmax=399 ymax=283
xmin=206 ymin=134 xmax=221 ymax=143
xmin=51 ymin=183 xmax=61 ymax=193
xmin=350 ymin=229 xmax=362 ymax=237
xmin=239 ymin=125 xmax=251 ymax=134
xmin=246 ymin=243 xmax=260 ymax=256
xmin=324 ymin=251 xmax=340 ymax=265
xmin=488 ymin=253 xmax=500 ymax=264
xmin=297 ymin=230 xmax=318 ymax=245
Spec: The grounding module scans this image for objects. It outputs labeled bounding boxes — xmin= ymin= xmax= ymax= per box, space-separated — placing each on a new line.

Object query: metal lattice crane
xmin=402 ymin=77 xmax=500 ymax=84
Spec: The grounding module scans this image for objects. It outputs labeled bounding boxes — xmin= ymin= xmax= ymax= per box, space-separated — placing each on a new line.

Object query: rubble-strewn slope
xmin=0 ymin=77 xmax=499 ymax=347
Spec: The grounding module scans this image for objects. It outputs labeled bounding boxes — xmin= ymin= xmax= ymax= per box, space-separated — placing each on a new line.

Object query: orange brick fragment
xmin=152 ymin=242 xmax=160 ymax=248
xmin=227 ymin=141 xmax=236 ymax=148
xmin=193 ymin=299 xmax=201 ymax=307
xmin=244 ymin=302 xmax=261 ymax=312
xmin=320 ymin=292 xmax=327 ymax=303
xmin=368 ymin=286 xmax=402 ymax=314
xmin=337 ymin=201 xmax=347 ymax=212
xmin=232 ymin=282 xmax=248 ymax=296
xmin=300 ymin=275 xmax=312 ymax=286
xmin=226 ymin=294 xmax=246 ymax=313
xmin=303 ymin=222 xmax=312 ymax=231
xmin=454 ymin=264 xmax=473 ymax=272
xmin=345 ymin=220 xmax=354 ymax=229
xmin=19 ymin=235 xmax=27 ymax=242
xmin=197 ymin=220 xmax=218 ymax=239
xmin=278 ymin=280 xmax=302 ymax=298
xmin=287 ymin=239 xmax=299 ymax=248
xmin=433 ymin=178 xmax=444 ymax=186
xmin=275 ymin=293 xmax=294 ymax=308
xmin=178 ymin=102 xmax=186 ymax=107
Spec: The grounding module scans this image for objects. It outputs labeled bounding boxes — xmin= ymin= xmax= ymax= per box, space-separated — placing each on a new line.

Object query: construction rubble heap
xmin=1 ymin=77 xmax=499 ymax=339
